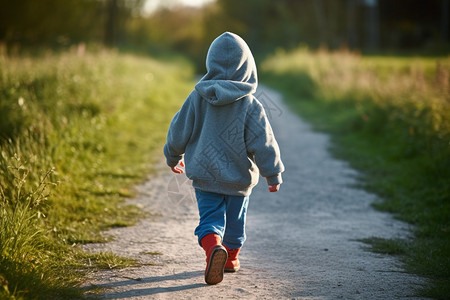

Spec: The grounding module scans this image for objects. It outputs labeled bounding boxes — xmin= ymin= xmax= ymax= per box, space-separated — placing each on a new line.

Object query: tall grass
xmin=0 ymin=49 xmax=193 ymax=299
xmin=261 ymin=48 xmax=450 ymax=299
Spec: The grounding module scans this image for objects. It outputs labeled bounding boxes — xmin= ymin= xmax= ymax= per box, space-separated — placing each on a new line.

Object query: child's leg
xmin=222 ymin=195 xmax=249 ymax=272
xmin=222 ymin=195 xmax=249 ymax=249
xmin=194 ymin=190 xmax=228 ymax=284
xmin=194 ymin=190 xmax=226 ymax=244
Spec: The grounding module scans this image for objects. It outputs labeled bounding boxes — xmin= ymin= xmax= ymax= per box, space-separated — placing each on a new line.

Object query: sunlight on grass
xmin=78 ymin=251 xmax=140 ymax=270
xmin=262 ymin=48 xmax=449 ymax=139
xmin=261 ymin=48 xmax=450 ymax=299
xmin=0 ymin=49 xmax=194 ymax=299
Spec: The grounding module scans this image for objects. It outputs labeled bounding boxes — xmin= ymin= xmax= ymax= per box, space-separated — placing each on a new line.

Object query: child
xmin=163 ymin=32 xmax=284 ymax=285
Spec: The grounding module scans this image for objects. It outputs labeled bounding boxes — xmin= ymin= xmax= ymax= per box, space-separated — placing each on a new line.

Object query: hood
xmin=195 ymin=32 xmax=258 ymax=106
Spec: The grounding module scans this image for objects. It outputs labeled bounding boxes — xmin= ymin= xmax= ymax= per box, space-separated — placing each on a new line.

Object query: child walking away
xmin=164 ymin=32 xmax=284 ymax=285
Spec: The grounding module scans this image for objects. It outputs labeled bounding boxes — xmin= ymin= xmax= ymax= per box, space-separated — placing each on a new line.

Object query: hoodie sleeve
xmin=246 ymin=101 xmax=285 ymax=186
xmin=163 ymin=95 xmax=195 ymax=167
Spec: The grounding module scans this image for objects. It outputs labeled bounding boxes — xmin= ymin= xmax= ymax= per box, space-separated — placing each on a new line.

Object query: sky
xmin=143 ymin=0 xmax=216 ymax=15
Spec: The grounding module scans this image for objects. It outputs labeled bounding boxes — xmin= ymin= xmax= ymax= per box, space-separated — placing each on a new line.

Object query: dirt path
xmin=83 ymin=86 xmax=428 ymax=299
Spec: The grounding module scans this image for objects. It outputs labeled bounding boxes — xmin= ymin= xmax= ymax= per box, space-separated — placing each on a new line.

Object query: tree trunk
xmin=313 ymin=0 xmax=328 ymax=47
xmin=105 ymin=0 xmax=118 ymax=47
xmin=442 ymin=0 xmax=449 ymax=42
xmin=365 ymin=0 xmax=379 ymax=50
xmin=346 ymin=0 xmax=357 ymax=49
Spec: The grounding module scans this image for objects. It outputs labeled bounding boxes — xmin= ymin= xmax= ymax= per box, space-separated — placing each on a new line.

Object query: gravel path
xmin=83 ymin=86 xmax=428 ymax=299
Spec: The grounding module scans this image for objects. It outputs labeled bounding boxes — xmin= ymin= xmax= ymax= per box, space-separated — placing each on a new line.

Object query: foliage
xmin=124 ymin=4 xmax=226 ymax=70
xmin=2 ymin=0 xmax=449 ymax=72
xmin=217 ymin=0 xmax=448 ymax=51
xmin=0 ymin=49 xmax=193 ymax=299
xmin=261 ymin=48 xmax=450 ymax=299
xmin=0 ymin=0 xmax=144 ymax=47
xmin=124 ymin=0 xmax=449 ymax=72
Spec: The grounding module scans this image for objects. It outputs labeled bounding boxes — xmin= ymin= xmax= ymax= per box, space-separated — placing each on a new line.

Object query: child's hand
xmin=171 ymin=161 xmax=185 ymax=174
xmin=269 ymin=184 xmax=280 ymax=192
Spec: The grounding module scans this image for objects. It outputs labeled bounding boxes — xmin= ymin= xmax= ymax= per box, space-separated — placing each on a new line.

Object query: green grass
xmin=0 ymin=49 xmax=193 ymax=299
xmin=261 ymin=48 xmax=450 ymax=299
xmin=359 ymin=237 xmax=408 ymax=255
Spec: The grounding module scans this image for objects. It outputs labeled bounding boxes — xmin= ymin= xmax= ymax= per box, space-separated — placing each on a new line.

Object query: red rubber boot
xmin=224 ymin=245 xmax=241 ymax=272
xmin=200 ymin=234 xmax=227 ymax=285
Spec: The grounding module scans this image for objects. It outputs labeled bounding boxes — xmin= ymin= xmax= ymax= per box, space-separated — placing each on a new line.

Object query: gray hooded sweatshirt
xmin=164 ymin=32 xmax=284 ymax=196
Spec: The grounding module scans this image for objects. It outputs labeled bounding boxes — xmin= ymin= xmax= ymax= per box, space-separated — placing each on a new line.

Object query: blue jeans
xmin=194 ymin=189 xmax=249 ymax=249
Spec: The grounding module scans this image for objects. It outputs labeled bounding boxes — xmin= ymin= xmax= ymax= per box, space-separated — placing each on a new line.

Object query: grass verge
xmin=0 ymin=49 xmax=193 ymax=299
xmin=261 ymin=48 xmax=450 ymax=299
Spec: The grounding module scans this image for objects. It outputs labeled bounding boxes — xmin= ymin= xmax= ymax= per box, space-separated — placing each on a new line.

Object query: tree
xmin=442 ymin=0 xmax=449 ymax=42
xmin=0 ymin=0 xmax=144 ymax=48
xmin=363 ymin=0 xmax=380 ymax=49
xmin=105 ymin=0 xmax=118 ymax=46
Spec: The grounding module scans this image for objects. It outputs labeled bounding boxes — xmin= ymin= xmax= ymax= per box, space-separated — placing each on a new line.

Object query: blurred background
xmin=0 ymin=2 xmax=449 ymax=299
xmin=1 ymin=0 xmax=449 ymax=68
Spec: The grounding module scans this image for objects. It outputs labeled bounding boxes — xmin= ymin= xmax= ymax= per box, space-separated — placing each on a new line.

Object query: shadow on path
xmin=86 ymin=270 xmax=205 ymax=298
xmin=100 ymin=283 xmax=205 ymax=299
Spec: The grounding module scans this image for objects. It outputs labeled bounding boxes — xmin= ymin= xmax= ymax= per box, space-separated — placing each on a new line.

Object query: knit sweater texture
xmin=163 ymin=32 xmax=284 ymax=196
